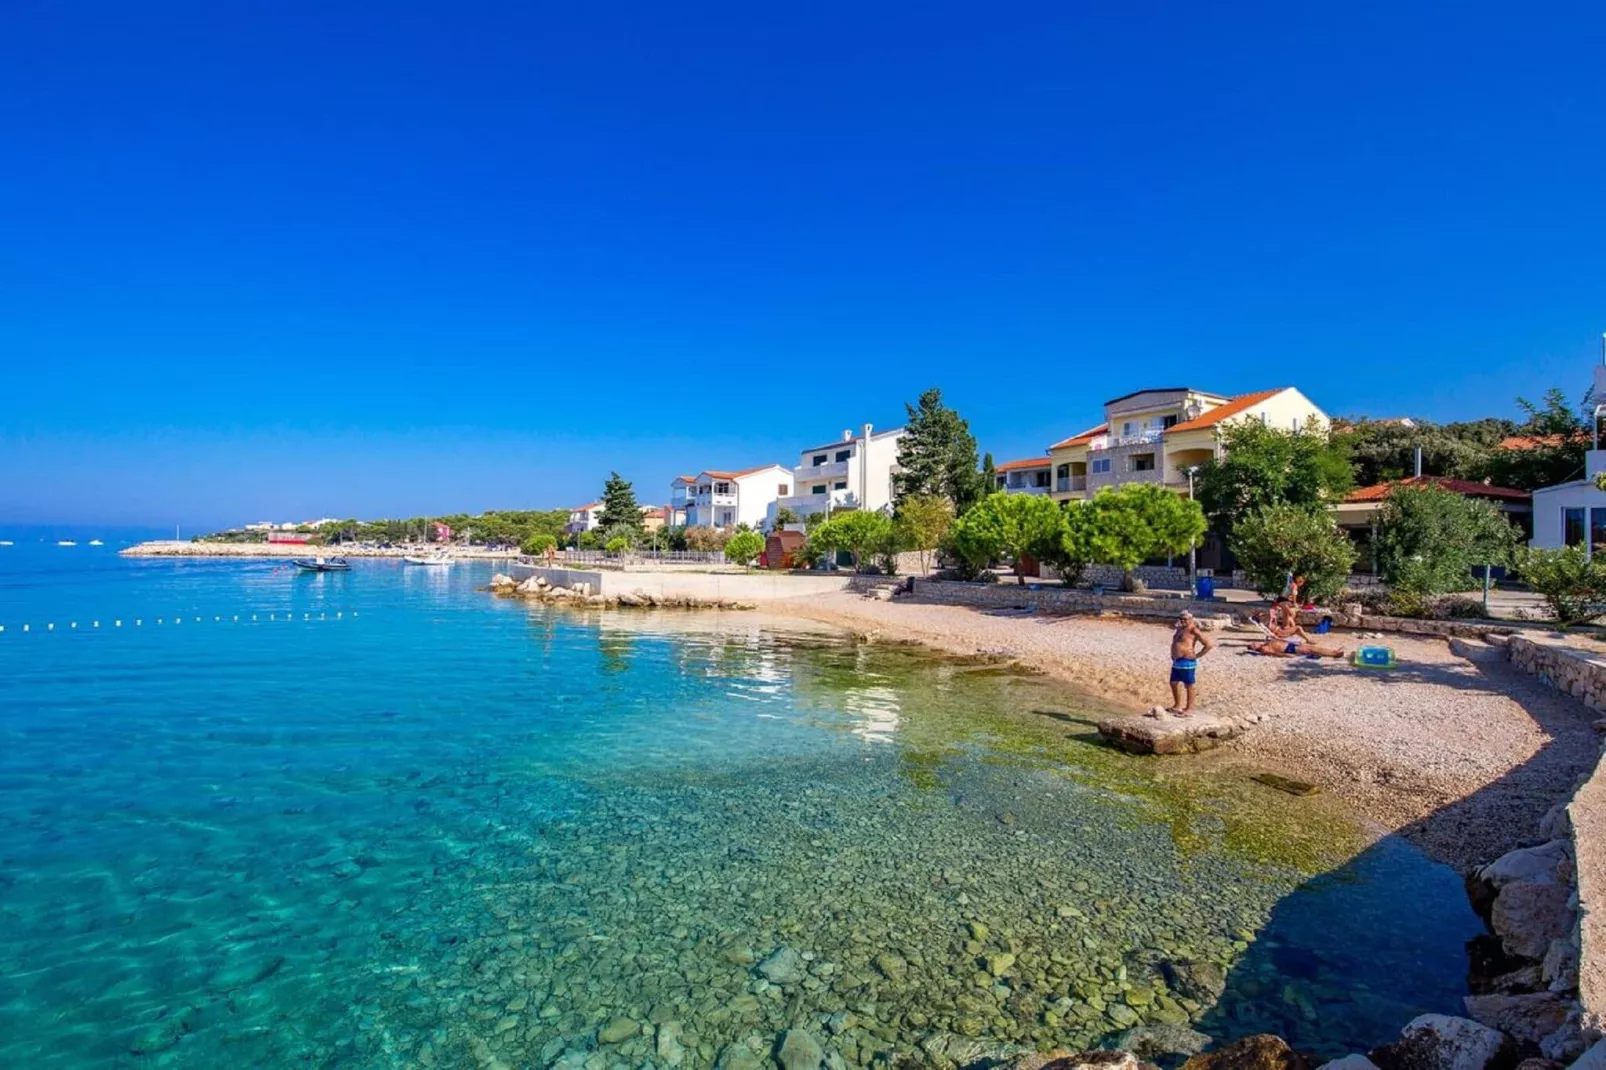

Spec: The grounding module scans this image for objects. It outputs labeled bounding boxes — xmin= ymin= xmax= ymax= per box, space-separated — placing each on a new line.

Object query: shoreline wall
xmin=507 ymin=564 xmax=859 ymax=603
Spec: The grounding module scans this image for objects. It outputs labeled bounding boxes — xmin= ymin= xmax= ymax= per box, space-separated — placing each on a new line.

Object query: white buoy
xmin=93 ymin=621 xmax=99 ymax=628
xmin=70 ymin=622 xmax=78 ymax=629
xmin=157 ymin=618 xmax=163 ymax=624
xmin=22 ymin=625 xmax=29 ymax=632
xmin=47 ymin=623 xmax=54 ymax=631
xmin=115 ymin=620 xmax=122 ymax=627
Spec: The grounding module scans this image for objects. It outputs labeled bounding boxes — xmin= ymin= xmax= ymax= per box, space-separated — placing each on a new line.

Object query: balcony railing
xmin=1106 ymin=430 xmax=1164 ymax=448
xmin=1055 ymin=475 xmax=1088 ymax=493
xmin=793 ymin=460 xmax=851 ymax=481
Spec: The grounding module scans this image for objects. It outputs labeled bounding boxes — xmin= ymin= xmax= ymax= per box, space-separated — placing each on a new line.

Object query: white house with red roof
xmin=1045 ymin=386 xmax=1329 ymax=501
xmin=674 ymin=465 xmax=793 ymax=530
xmin=566 ymin=502 xmax=603 ymax=534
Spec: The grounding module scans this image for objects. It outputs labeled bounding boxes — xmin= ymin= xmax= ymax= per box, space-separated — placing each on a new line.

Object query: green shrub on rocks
xmin=1516 ymin=546 xmax=1606 ymax=627
xmin=724 ymin=530 xmax=764 ymax=568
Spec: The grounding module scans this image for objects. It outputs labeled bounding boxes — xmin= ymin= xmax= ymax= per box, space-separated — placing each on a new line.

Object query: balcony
xmin=793 ymin=460 xmax=851 ymax=481
xmin=1055 ymin=475 xmax=1088 ymax=493
xmin=776 ymin=489 xmax=859 ymax=515
xmin=1104 ymin=430 xmax=1164 ymax=449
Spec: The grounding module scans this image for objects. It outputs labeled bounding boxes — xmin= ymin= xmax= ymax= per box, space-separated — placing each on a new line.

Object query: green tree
xmin=1081 ymin=484 xmax=1207 ymax=587
xmin=1375 ymin=483 xmax=1518 ymax=595
xmin=595 ymin=472 xmax=645 ymax=534
xmin=684 ymin=526 xmax=729 ymax=552
xmin=980 ymin=452 xmax=998 ymax=494
xmin=949 ymin=492 xmax=1065 ymax=585
xmin=1194 ymin=422 xmax=1352 ymax=542
xmin=604 ymin=535 xmax=631 ymax=554
xmin=1230 ymin=504 xmax=1357 ymax=603
xmin=811 ymin=510 xmax=897 ymax=573
xmin=520 ymin=533 xmax=558 ymax=556
xmin=893 ymin=388 xmax=986 ymax=511
xmin=1051 ymin=503 xmax=1096 ymax=587
xmin=1484 ymin=387 xmax=1595 ymax=491
xmin=773 ymin=506 xmax=800 ymax=528
xmin=724 ymin=529 xmax=764 ymax=567
xmin=803 ymin=510 xmax=828 ymax=532
xmin=1516 ymin=546 xmax=1606 ymax=627
xmin=1333 ymin=417 xmax=1513 ymax=487
xmin=893 ymin=494 xmax=955 ymax=577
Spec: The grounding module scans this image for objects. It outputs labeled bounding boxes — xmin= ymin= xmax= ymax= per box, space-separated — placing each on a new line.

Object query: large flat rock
xmin=1097 ymin=712 xmax=1247 ymax=755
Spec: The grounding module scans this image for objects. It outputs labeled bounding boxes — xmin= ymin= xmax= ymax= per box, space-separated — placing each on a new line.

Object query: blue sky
xmin=2 ymin=2 xmax=1603 ymax=527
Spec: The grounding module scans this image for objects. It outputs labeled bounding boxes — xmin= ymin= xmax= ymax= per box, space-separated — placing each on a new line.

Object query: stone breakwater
xmin=487 ymin=572 xmax=758 ymax=611
xmin=121 ymin=540 xmax=518 ymax=559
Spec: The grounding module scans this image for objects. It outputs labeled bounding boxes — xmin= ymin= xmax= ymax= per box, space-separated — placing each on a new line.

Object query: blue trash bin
xmin=1195 ymin=576 xmax=1215 ymax=600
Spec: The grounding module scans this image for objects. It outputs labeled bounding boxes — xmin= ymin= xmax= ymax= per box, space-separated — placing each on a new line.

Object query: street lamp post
xmin=1186 ymin=466 xmax=1200 ymax=596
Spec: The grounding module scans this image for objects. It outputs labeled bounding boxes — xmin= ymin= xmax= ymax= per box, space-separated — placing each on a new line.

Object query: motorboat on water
xmin=0 ymin=540 xmax=13 ymax=546
xmin=88 ymin=539 xmax=104 ymax=546
xmin=403 ymin=551 xmax=455 ymax=566
xmin=57 ymin=540 xmax=77 ymax=546
xmin=291 ymin=557 xmax=351 ymax=572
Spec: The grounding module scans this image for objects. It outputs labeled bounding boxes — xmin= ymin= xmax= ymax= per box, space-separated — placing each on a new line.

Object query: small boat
xmin=403 ymin=552 xmax=455 ymax=566
xmin=291 ymin=557 xmax=351 ymax=572
xmin=57 ymin=540 xmax=77 ymax=546
xmin=88 ymin=539 xmax=104 ymax=546
xmin=0 ymin=540 xmax=12 ymax=546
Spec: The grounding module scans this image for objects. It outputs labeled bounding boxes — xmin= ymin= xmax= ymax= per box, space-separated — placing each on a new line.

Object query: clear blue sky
xmin=3 ymin=2 xmax=1603 ymax=528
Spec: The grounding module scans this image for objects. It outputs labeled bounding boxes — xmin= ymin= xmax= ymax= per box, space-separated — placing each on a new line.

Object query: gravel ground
xmin=771 ymin=591 xmax=1606 ymax=871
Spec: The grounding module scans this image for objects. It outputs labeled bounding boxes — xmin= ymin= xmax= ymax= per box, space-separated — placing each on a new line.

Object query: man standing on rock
xmin=1168 ymin=611 xmax=1214 ymax=717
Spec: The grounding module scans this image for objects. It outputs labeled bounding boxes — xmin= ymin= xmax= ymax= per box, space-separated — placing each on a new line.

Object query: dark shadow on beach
xmin=1180 ymin=650 xmax=1601 ymax=1059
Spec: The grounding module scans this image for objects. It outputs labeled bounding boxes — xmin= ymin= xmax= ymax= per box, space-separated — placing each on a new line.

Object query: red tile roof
xmin=1344 ymin=476 xmax=1530 ymax=504
xmin=1049 ymin=424 xmax=1108 ymax=450
xmin=995 ymin=457 xmax=1051 ymax=472
xmin=572 ymin=502 xmax=602 ymax=512
xmin=1165 ymin=388 xmax=1288 ymax=434
xmin=701 ymin=463 xmax=785 ymax=480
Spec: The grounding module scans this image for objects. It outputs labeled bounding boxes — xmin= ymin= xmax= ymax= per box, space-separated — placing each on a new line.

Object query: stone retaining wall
xmin=1502 ymin=635 xmax=1606 ymax=1042
xmin=906 ymin=579 xmax=1230 ymax=624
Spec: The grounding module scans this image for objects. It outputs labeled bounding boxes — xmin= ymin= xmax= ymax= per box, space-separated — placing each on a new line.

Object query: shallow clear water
xmin=0 ymin=540 xmax=1480 ymax=1067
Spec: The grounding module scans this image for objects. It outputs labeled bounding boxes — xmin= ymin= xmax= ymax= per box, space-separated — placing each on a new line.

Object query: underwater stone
xmin=1115 ymin=1024 xmax=1213 ymax=1059
xmin=598 ymin=1017 xmax=640 ymax=1044
xmin=778 ymin=1029 xmax=825 ymax=1070
xmin=986 ymin=952 xmax=1016 ymax=977
xmin=872 ymin=952 xmax=907 ymax=983
xmin=759 ymin=947 xmax=807 ymax=985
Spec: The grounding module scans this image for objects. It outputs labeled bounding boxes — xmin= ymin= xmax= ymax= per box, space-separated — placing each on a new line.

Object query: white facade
xmin=677 ymin=465 xmax=792 ymax=530
xmin=566 ymin=503 xmax=602 ymax=534
xmin=995 ymin=459 xmax=1053 ymax=495
xmin=1532 ymin=451 xmax=1606 ymax=555
xmin=770 ymin=424 xmax=905 ymax=522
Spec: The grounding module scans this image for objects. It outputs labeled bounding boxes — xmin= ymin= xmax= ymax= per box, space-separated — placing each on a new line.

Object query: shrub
xmin=1375 ymin=483 xmax=1518 ymax=595
xmin=724 ymin=529 xmax=764 ymax=568
xmin=948 ymin=492 xmax=1065 ymax=585
xmin=893 ymin=495 xmax=955 ymax=577
xmin=604 ymin=535 xmax=631 ymax=554
xmin=809 ymin=510 xmax=898 ymax=573
xmin=520 ymin=533 xmax=557 ymax=556
xmin=1516 ymin=546 xmax=1606 ymax=627
xmin=684 ymin=527 xmax=730 ymax=552
xmin=1081 ymin=484 xmax=1207 ymax=579
xmin=1231 ymin=504 xmax=1357 ymax=603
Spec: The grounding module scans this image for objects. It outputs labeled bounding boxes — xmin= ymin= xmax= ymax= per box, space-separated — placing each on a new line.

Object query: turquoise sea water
xmin=0 ymin=538 xmax=1481 ymax=1068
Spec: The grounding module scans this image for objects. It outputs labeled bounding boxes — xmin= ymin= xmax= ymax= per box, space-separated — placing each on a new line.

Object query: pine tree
xmin=893 ymin=388 xmax=985 ymax=511
xmin=595 ymin=472 xmax=645 ymax=534
xmin=980 ymin=452 xmax=998 ymax=494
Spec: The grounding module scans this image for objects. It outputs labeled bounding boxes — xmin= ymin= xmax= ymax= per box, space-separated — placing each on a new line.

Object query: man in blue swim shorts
xmin=1168 ymin=610 xmax=1214 ymax=716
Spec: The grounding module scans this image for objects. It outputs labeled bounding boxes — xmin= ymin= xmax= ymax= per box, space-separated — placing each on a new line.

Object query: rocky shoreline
xmin=486 ymin=572 xmax=758 ymax=610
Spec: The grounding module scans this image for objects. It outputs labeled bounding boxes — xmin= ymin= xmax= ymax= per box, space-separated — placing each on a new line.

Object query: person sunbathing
xmin=1257 ymin=602 xmax=1346 ymax=659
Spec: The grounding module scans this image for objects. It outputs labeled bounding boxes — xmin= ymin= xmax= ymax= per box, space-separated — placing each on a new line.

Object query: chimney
xmin=863 ymin=423 xmax=873 ymax=438
xmin=843 ymin=429 xmax=853 ymax=441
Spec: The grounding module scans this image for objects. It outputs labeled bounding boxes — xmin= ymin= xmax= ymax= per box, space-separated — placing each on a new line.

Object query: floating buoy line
xmin=0 ymin=610 xmax=360 ymax=635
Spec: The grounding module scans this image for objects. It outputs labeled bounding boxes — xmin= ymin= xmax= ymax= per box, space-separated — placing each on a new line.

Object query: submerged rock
xmin=1005 ymin=1051 xmax=1138 ymax=1070
xmin=597 ymin=1016 xmax=639 ymax=1044
xmin=757 ymin=946 xmax=806 ymax=985
xmin=1116 ymin=1023 xmax=1213 ymax=1059
xmin=1097 ymin=713 xmax=1247 ymax=755
xmin=777 ymin=1029 xmax=824 ymax=1070
xmin=1317 ymin=1058 xmax=1379 ymax=1070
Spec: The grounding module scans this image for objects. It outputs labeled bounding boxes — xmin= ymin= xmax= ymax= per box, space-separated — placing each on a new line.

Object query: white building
xmin=994 ymin=457 xmax=1053 ymax=494
xmin=674 ymin=465 xmax=793 ymax=530
xmin=770 ymin=424 xmax=905 ymax=523
xmin=1531 ymin=361 xmax=1606 ymax=555
xmin=566 ymin=502 xmax=603 ymax=534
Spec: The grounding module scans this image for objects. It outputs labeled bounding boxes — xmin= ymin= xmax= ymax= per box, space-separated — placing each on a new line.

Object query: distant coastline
xmin=120 ymin=541 xmax=520 ymax=559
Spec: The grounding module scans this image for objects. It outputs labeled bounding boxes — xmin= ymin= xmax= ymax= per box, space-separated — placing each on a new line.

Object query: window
xmin=778 ymin=484 xmax=790 ymax=496
xmin=811 ymin=484 xmax=827 ymax=495
xmin=1162 ymin=414 xmax=1178 ymax=429
xmin=811 ymin=453 xmax=827 ymax=466
xmin=835 ymin=449 xmax=851 ymax=463
xmin=1565 ymin=507 xmax=1587 ymax=547
xmin=1091 ymin=458 xmax=1112 ymax=475
xmin=1032 ymin=470 xmax=1051 ymax=488
xmin=1132 ymin=454 xmax=1155 ymax=472
xmin=714 ymin=481 xmax=731 ymax=495
xmin=833 ymin=481 xmax=847 ymax=490
xmin=1056 ymin=464 xmax=1069 ymax=478
xmin=1122 ymin=421 xmax=1135 ymax=436
xmin=1593 ymin=508 xmax=1606 ymax=556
